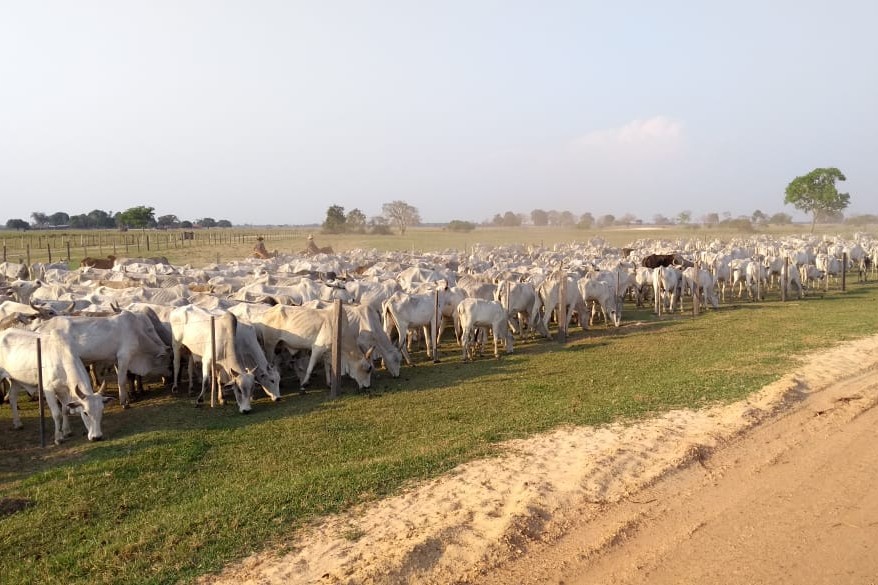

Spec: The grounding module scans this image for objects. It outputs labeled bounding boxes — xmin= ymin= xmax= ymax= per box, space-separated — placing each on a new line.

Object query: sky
xmin=1 ymin=1 xmax=876 ymax=226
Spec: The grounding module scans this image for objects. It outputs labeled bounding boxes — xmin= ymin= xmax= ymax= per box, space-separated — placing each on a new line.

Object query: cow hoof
xmin=241 ymin=410 xmax=251 ymax=415
xmin=299 ymin=388 xmax=307 ymax=395
xmin=54 ymin=439 xmax=63 ymax=446
xmin=13 ymin=424 xmax=23 ymax=431
xmin=122 ymin=403 xmax=131 ymax=410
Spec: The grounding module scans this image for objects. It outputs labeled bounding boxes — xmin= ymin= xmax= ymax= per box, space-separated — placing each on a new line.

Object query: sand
xmin=200 ymin=334 xmax=878 ymax=585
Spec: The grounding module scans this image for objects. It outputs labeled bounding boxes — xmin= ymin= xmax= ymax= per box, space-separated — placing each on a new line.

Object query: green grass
xmin=2 ymin=278 xmax=877 ymax=584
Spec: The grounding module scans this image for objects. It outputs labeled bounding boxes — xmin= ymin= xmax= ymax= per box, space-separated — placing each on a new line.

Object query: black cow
xmin=641 ymin=253 xmax=694 ymax=269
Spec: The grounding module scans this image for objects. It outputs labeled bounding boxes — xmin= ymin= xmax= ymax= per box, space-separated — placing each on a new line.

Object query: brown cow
xmin=80 ymin=255 xmax=116 ymax=270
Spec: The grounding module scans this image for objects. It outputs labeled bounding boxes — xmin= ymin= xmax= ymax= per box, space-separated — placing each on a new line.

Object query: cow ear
xmin=230 ymin=369 xmax=240 ymax=378
xmin=66 ymin=402 xmax=82 ymax=415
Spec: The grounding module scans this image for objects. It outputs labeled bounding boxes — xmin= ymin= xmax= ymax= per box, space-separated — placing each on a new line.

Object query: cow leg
xmin=461 ymin=325 xmax=470 ymax=361
xmin=172 ymin=341 xmax=183 ymax=393
xmin=43 ymin=392 xmax=66 ymax=444
xmin=7 ymin=383 xmax=24 ymax=430
xmin=116 ymin=358 xmax=131 ymax=409
xmin=299 ymin=347 xmax=324 ymax=390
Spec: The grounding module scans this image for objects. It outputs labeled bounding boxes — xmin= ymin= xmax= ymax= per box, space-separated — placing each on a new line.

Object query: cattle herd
xmin=1 ymin=231 xmax=876 ymax=444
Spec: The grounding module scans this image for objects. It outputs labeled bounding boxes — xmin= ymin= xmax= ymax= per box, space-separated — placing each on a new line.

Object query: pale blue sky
xmin=1 ymin=1 xmax=875 ymax=226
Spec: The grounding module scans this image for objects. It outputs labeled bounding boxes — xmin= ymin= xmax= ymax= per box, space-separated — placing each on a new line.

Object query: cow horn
xmin=74 ymin=385 xmax=87 ymax=401
xmin=65 ymin=301 xmax=76 ymax=314
xmin=110 ymin=301 xmax=121 ymax=313
xmin=365 ymin=347 xmax=375 ymax=360
xmin=97 ymin=381 xmax=107 ymax=396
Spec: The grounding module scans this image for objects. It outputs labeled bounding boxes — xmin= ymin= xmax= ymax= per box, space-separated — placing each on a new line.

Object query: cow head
xmin=256 ymin=364 xmax=282 ymax=402
xmin=227 ymin=368 xmax=256 ymax=414
xmin=344 ymin=349 xmax=373 ymax=389
xmin=68 ymin=382 xmax=113 ymax=441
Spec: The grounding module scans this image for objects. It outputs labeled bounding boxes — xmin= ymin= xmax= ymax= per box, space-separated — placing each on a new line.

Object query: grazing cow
xmin=302 ymin=300 xmax=402 ymax=377
xmin=0 ymin=329 xmax=112 ymax=443
xmin=80 ymin=255 xmax=117 ymax=270
xmin=31 ymin=310 xmax=170 ymax=408
xmin=457 ymin=298 xmax=513 ymax=360
xmin=494 ymin=281 xmax=548 ymax=339
xmin=682 ymin=267 xmax=720 ymax=309
xmin=579 ymin=278 xmax=621 ymax=327
xmin=251 ymin=304 xmax=373 ymax=391
xmin=232 ymin=320 xmax=282 ymax=402
xmin=780 ymin=261 xmax=805 ymax=299
xmin=382 ymin=291 xmax=442 ymax=364
xmin=653 ymin=266 xmax=683 ymax=313
xmin=800 ymin=265 xmax=825 ymax=289
xmin=170 ymin=306 xmax=256 ymax=412
xmin=538 ymin=273 xmax=587 ymax=334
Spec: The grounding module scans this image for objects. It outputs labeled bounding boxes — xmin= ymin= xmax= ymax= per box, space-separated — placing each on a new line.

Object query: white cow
xmin=0 ymin=329 xmax=112 ymax=443
xmin=494 ymin=281 xmax=548 ymax=339
xmin=251 ymin=304 xmax=373 ymax=391
xmin=653 ymin=266 xmax=683 ymax=314
xmin=682 ymin=267 xmax=720 ymax=309
xmin=170 ymin=306 xmax=257 ymax=413
xmin=457 ymin=298 xmax=513 ymax=360
xmin=579 ymin=278 xmax=621 ymax=327
xmin=382 ymin=291 xmax=442 ymax=364
xmin=31 ymin=310 xmax=170 ymax=408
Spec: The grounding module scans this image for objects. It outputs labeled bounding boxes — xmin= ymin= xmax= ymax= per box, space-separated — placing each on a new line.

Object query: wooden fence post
xmin=210 ymin=316 xmax=217 ymax=408
xmin=782 ymin=257 xmax=788 ymax=302
xmin=557 ymin=269 xmax=567 ymax=343
xmin=66 ymin=241 xmax=71 ymax=262
xmin=693 ymin=263 xmax=700 ymax=317
xmin=842 ymin=252 xmax=847 ymax=292
xmin=433 ymin=289 xmax=441 ymax=363
xmin=330 ymin=299 xmax=343 ymax=398
xmin=3 ymin=242 xmax=6 ymax=262
xmin=47 ymin=243 xmax=51 ymax=263
xmin=37 ymin=337 xmax=46 ymax=448
xmin=146 ymin=235 xmax=150 ymax=252
xmin=26 ymin=243 xmax=31 ymax=267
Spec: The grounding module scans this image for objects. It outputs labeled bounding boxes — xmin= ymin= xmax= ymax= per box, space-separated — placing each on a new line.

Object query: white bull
xmin=253 ymin=304 xmax=373 ymax=391
xmin=170 ymin=306 xmax=257 ymax=413
xmin=579 ymin=278 xmax=621 ymax=327
xmin=457 ymin=298 xmax=513 ymax=360
xmin=0 ymin=329 xmax=111 ymax=443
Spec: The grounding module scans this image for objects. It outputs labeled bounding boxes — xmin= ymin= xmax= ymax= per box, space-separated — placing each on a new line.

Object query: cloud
xmin=570 ymin=115 xmax=684 ymax=157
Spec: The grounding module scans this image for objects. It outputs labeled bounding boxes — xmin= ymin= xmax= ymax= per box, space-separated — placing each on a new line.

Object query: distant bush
xmin=447 ymin=220 xmax=476 ymax=232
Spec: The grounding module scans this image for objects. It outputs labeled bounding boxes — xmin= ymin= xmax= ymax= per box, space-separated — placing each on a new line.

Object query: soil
xmin=201 ymin=335 xmax=878 ymax=585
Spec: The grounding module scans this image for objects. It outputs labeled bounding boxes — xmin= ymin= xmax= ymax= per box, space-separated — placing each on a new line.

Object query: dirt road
xmin=203 ymin=336 xmax=878 ymax=585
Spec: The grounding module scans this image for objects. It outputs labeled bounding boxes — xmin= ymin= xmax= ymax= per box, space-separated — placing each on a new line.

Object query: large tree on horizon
xmin=784 ymin=167 xmax=850 ymax=233
xmin=381 ymin=200 xmax=420 ymax=235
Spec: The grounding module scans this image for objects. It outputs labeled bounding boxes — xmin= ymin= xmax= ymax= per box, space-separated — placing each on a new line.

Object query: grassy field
xmin=1 ymin=228 xmax=877 ymax=584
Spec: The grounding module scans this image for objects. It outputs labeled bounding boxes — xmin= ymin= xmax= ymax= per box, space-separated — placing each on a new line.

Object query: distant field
xmin=0 ymin=225 xmax=877 ymax=584
xmin=1 ymin=223 xmax=870 ymax=268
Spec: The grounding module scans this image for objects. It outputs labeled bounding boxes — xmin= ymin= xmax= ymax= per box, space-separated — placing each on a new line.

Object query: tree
xmin=577 ymin=212 xmax=595 ymax=229
xmin=118 ymin=206 xmax=156 ymax=228
xmin=447 ymin=220 xmax=476 ymax=232
xmin=676 ymin=210 xmax=692 ymax=225
xmin=156 ymin=214 xmax=179 ymax=228
xmin=617 ymin=213 xmax=638 ymax=226
xmin=369 ymin=216 xmax=392 ymax=235
xmin=217 ymin=219 xmax=232 ymax=228
xmin=198 ymin=217 xmax=217 ymax=228
xmin=180 ymin=220 xmax=194 ymax=228
xmin=5 ymin=218 xmax=29 ymax=230
xmin=558 ymin=211 xmax=576 ymax=227
xmin=322 ymin=205 xmax=347 ymax=233
xmin=346 ymin=208 xmax=367 ymax=233
xmin=501 ymin=211 xmax=521 ymax=227
xmin=30 ymin=211 xmax=49 ymax=227
xmin=531 ymin=209 xmax=548 ymax=226
xmin=48 ymin=212 xmax=70 ymax=226
xmin=382 ymin=200 xmax=420 ymax=235
xmin=751 ymin=209 xmax=768 ymax=225
xmin=784 ymin=167 xmax=850 ymax=233
xmin=701 ymin=212 xmax=720 ymax=227
xmin=88 ymin=209 xmax=115 ymax=228
xmin=596 ymin=214 xmax=615 ymax=228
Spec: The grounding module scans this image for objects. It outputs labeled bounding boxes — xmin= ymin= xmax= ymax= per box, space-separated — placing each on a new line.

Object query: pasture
xmin=1 ymin=226 xmax=877 ymax=585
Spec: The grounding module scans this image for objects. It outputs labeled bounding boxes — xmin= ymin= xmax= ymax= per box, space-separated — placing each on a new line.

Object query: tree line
xmin=4 ymin=207 xmax=232 ymax=231
xmin=321 ymin=200 xmax=421 ymax=235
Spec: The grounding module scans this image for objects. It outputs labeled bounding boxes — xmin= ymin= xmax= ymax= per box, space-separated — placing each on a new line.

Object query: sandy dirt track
xmin=202 ymin=335 xmax=878 ymax=585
